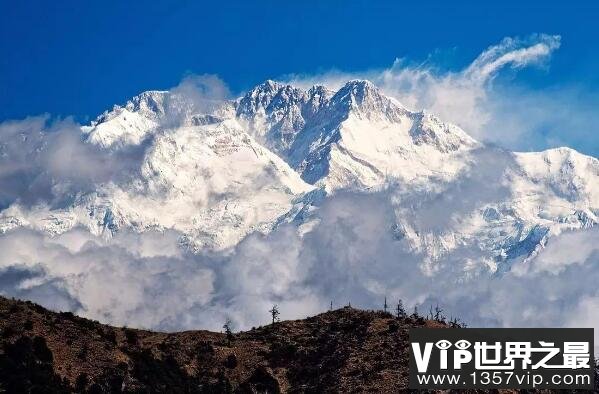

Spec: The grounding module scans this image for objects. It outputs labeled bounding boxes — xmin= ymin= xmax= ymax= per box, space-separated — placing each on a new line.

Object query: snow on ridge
xmin=2 ymin=79 xmax=598 ymax=265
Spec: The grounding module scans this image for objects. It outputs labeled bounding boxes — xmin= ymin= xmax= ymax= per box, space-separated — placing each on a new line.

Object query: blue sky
xmin=2 ymin=1 xmax=599 ymax=155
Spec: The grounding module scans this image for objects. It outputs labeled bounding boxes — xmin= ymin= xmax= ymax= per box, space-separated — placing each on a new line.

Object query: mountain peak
xmin=326 ymin=79 xmax=406 ymax=123
xmin=124 ymin=90 xmax=169 ymax=118
xmin=343 ymin=79 xmax=377 ymax=89
xmin=255 ymin=79 xmax=283 ymax=92
xmin=334 ymin=79 xmax=379 ymax=102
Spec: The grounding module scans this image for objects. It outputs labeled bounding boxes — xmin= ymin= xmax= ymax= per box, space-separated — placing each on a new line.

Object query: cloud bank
xmin=1 ymin=188 xmax=598 ymax=338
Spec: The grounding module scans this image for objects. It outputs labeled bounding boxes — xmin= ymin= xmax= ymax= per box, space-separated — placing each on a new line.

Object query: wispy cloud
xmin=464 ymin=34 xmax=560 ymax=81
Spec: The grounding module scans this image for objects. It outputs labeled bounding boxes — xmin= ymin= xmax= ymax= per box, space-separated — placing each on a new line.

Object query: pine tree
xmin=412 ymin=305 xmax=419 ymax=318
xmin=383 ymin=297 xmax=388 ymax=313
xmin=396 ymin=300 xmax=406 ymax=319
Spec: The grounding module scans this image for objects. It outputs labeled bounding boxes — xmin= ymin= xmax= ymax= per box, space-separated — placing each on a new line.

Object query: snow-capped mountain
xmin=237 ymin=80 xmax=478 ymax=190
xmin=2 ymin=110 xmax=312 ymax=251
xmin=1 ymin=80 xmax=598 ymax=267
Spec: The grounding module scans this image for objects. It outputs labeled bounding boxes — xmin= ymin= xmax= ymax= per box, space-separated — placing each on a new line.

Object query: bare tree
xmin=223 ymin=319 xmax=234 ymax=346
xmin=269 ymin=305 xmax=280 ymax=325
xmin=449 ymin=316 xmax=466 ymax=328
xmin=434 ymin=304 xmax=445 ymax=322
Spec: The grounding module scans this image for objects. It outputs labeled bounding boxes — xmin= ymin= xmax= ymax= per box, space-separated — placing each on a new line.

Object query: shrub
xmin=75 ymin=373 xmax=88 ymax=392
xmin=59 ymin=311 xmax=75 ymax=321
xmin=125 ymin=329 xmax=138 ymax=345
xmin=32 ymin=336 xmax=53 ymax=363
xmin=223 ymin=354 xmax=238 ymax=369
xmin=23 ymin=320 xmax=33 ymax=331
xmin=77 ymin=345 xmax=88 ymax=360
xmin=1 ymin=326 xmax=15 ymax=338
xmin=103 ymin=329 xmax=117 ymax=344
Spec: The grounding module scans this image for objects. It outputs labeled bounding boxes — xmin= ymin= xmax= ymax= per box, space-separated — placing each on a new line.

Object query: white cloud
xmin=0 ymin=228 xmax=215 ymax=330
xmin=518 ymin=228 xmax=599 ymax=274
xmin=161 ymin=74 xmax=231 ymax=127
xmin=463 ymin=34 xmax=561 ymax=82
xmin=0 ymin=115 xmax=147 ymax=207
xmin=1 ymin=186 xmax=598 ymax=337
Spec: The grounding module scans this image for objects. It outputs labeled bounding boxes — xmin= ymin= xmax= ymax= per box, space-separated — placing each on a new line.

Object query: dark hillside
xmin=0 ymin=296 xmax=442 ymax=393
xmin=0 ymin=296 xmax=596 ymax=393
